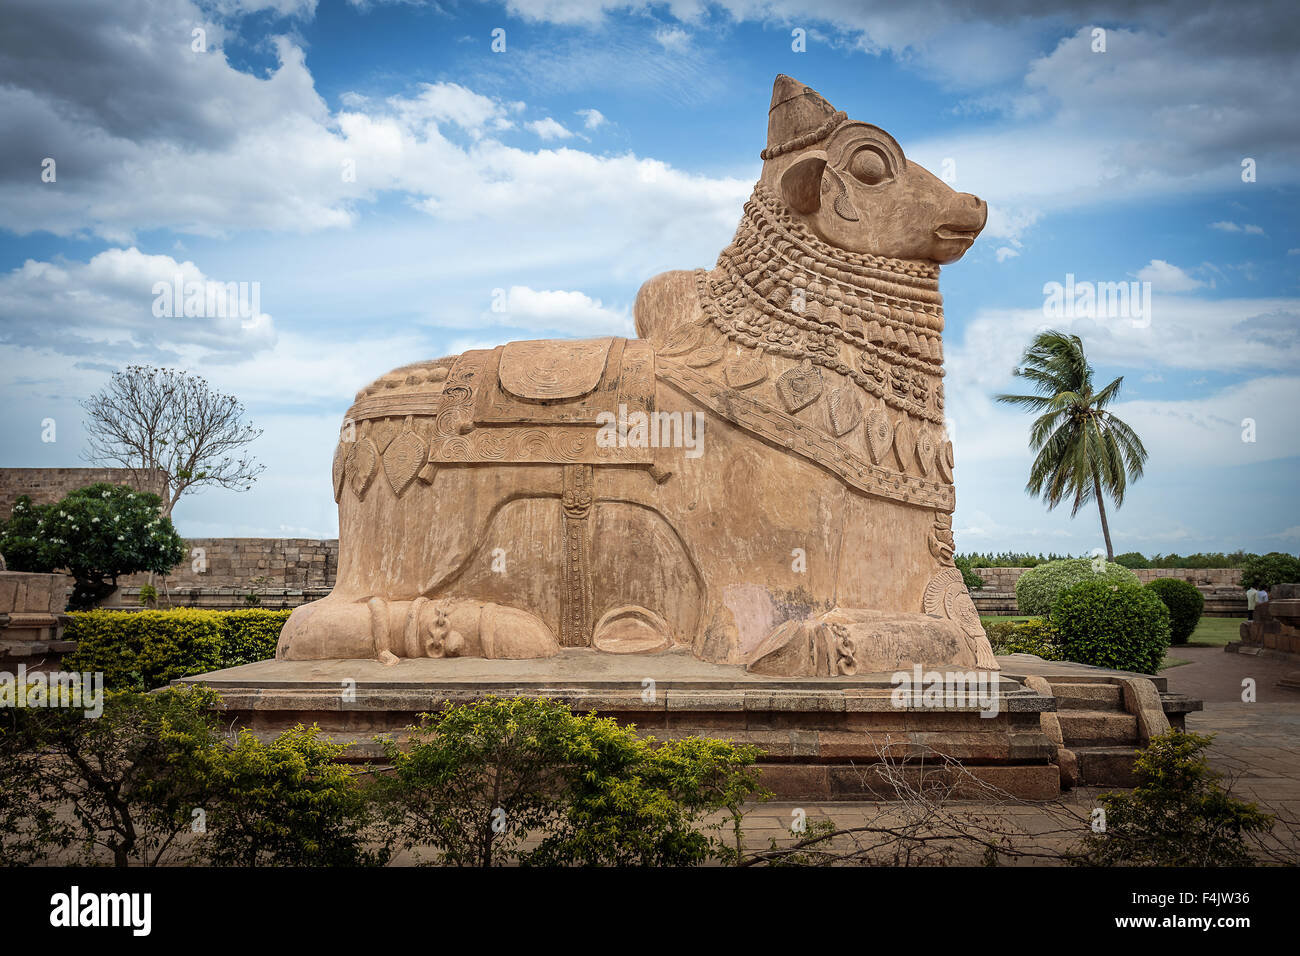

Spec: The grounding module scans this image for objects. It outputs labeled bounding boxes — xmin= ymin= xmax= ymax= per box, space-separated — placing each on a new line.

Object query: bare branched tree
xmin=741 ymin=738 xmax=1095 ymax=866
xmin=80 ymin=365 xmax=265 ymax=517
xmin=737 ymin=734 xmax=1299 ymax=867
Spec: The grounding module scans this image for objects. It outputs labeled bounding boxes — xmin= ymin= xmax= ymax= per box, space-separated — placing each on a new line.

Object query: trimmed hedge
xmin=1015 ymin=558 xmax=1141 ymax=617
xmin=1051 ymin=579 xmax=1171 ymax=674
xmin=65 ymin=609 xmax=291 ymax=691
xmin=1144 ymin=578 xmax=1204 ymax=645
xmin=982 ymin=617 xmax=1063 ymax=660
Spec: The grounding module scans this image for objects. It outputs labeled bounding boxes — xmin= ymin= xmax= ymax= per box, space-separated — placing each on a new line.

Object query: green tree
xmin=29 ymin=687 xmax=222 ymax=866
xmin=1239 ymin=552 xmax=1300 ymax=590
xmin=996 ymin=331 xmax=1148 ymax=560
xmin=1078 ymin=730 xmax=1274 ymax=866
xmin=378 ymin=696 xmax=765 ymax=866
xmin=0 ymin=702 xmax=73 ymax=865
xmin=0 ymin=484 xmax=185 ymax=609
xmin=0 ymin=481 xmax=185 ymax=608
xmin=198 ymin=726 xmax=391 ymax=867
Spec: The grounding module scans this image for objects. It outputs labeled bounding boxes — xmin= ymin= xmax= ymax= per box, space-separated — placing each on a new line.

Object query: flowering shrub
xmin=0 ymin=484 xmax=184 ymax=609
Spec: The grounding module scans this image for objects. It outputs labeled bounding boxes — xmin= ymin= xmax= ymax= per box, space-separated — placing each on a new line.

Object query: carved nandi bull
xmin=277 ymin=75 xmax=997 ymax=675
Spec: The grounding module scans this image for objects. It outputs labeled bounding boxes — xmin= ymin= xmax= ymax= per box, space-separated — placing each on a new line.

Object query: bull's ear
xmin=780 ymin=151 xmax=827 ymax=214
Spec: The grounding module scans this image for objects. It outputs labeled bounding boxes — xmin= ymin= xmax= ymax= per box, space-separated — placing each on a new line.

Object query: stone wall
xmin=0 ymin=467 xmax=167 ymax=521
xmin=122 ymin=538 xmax=339 ymax=590
xmin=970 ymin=565 xmax=1242 ymax=592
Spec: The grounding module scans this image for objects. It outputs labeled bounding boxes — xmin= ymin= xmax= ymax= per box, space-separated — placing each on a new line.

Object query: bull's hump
xmin=634 ymin=270 xmax=704 ymax=346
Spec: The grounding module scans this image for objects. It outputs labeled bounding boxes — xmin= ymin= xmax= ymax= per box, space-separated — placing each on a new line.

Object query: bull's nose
xmin=957 ymin=192 xmax=987 ymax=231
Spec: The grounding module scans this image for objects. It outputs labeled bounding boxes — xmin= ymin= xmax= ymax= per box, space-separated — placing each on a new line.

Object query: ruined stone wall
xmin=971 ymin=566 xmax=1243 ymax=591
xmin=120 ymin=538 xmax=339 ymax=590
xmin=0 ymin=467 xmax=167 ymax=521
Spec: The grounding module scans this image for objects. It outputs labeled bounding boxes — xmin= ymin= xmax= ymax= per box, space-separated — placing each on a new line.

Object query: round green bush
xmin=1144 ymin=578 xmax=1204 ymax=645
xmin=1051 ymin=579 xmax=1171 ymax=674
xmin=1014 ymin=558 xmax=1141 ymax=617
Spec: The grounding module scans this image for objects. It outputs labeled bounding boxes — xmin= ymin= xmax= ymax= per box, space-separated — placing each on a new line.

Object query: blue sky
xmin=1 ymin=0 xmax=1297 ymax=556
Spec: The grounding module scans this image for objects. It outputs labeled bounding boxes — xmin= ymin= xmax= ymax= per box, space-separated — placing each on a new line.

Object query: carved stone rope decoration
xmin=693 ymin=182 xmax=946 ymax=426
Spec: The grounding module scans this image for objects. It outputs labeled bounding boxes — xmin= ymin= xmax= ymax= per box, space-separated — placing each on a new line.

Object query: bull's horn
xmin=763 ymin=74 xmax=845 ymax=160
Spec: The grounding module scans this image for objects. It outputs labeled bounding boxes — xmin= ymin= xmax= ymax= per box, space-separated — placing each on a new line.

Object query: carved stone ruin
xmin=0 ymin=571 xmax=71 ymax=662
xmin=277 ymin=74 xmax=996 ymax=677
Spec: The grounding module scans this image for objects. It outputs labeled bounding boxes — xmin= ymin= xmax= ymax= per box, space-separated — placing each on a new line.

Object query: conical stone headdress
xmin=761 ymin=74 xmax=848 ymax=160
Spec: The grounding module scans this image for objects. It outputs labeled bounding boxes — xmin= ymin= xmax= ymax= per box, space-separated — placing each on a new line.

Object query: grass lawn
xmin=1185 ymin=617 xmax=1245 ymax=648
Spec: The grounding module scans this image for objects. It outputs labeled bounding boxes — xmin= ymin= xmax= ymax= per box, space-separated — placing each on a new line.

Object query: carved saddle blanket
xmin=415 ymin=337 xmax=655 ymax=465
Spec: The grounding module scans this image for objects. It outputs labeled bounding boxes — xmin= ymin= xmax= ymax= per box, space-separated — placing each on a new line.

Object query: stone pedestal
xmin=1230 ymin=583 xmax=1300 ymax=659
xmin=0 ymin=571 xmax=73 ymax=666
xmin=176 ymin=650 xmax=1202 ymax=800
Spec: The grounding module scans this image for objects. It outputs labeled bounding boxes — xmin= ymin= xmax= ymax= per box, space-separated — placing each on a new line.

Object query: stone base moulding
xmin=176 ymin=651 xmax=1201 ymax=800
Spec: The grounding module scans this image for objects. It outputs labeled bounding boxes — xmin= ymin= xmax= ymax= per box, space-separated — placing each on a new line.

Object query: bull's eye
xmin=847 ymin=147 xmax=890 ymax=186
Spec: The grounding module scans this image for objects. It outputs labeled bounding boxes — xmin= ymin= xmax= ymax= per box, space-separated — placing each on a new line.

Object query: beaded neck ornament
xmin=694 ymin=182 xmax=946 ymax=426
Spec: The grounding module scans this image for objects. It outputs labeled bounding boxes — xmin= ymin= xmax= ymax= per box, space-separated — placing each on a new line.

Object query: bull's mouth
xmin=934 ymin=225 xmax=980 ymax=243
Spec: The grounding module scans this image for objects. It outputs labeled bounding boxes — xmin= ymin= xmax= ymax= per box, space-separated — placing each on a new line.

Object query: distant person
xmin=1258 ymin=588 xmax=1270 ymax=607
xmin=1246 ymin=585 xmax=1258 ymax=621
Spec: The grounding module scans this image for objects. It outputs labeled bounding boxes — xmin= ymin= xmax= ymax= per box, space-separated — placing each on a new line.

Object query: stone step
xmin=1049 ymin=681 xmax=1124 ymax=711
xmin=1056 ymin=710 xmax=1139 ymax=747
xmin=1073 ymin=746 xmax=1139 ymax=787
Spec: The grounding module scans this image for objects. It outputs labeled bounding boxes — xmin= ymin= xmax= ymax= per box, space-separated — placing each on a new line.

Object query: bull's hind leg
xmin=586 ymin=497 xmax=704 ymax=654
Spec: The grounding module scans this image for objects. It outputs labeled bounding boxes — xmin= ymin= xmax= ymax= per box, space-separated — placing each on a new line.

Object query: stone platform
xmin=1228 ymin=585 xmax=1300 ymax=672
xmin=0 ymin=570 xmax=74 ymax=669
xmin=176 ymin=649 xmax=1200 ymax=801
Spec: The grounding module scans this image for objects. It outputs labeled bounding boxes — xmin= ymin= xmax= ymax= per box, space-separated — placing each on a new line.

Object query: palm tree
xmin=995 ymin=330 xmax=1148 ymax=560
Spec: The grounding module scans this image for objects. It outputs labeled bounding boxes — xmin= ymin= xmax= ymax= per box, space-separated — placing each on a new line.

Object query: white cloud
xmin=1211 ymin=221 xmax=1266 ymax=235
xmin=0 ymin=247 xmax=275 ymax=362
xmin=213 ymin=0 xmax=318 ymax=16
xmin=654 ymin=26 xmax=691 ymax=52
xmin=525 ymin=117 xmax=575 ymax=140
xmin=386 ymin=82 xmax=514 ymax=136
xmin=995 ymin=246 xmax=1019 ymax=263
xmin=0 ymin=1 xmax=752 ymax=256
xmin=488 ymin=286 xmax=633 ymax=336
xmin=947 ymin=294 xmax=1300 ymax=401
xmin=576 ymin=108 xmax=606 ymax=129
xmin=1135 ymin=259 xmax=1205 ymax=293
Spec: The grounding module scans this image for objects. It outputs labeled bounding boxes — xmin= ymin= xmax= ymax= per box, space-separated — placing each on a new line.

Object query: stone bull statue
xmin=277 ymin=74 xmax=998 ymax=675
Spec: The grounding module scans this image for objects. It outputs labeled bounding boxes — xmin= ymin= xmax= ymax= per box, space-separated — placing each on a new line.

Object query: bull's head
xmin=760 ymin=75 xmax=986 ymax=265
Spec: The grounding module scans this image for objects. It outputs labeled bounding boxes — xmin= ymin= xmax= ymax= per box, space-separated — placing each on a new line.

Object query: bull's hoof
xmin=477 ymin=603 xmax=561 ymax=659
xmin=746 ymin=608 xmax=999 ymax=676
xmin=276 ymin=598 xmax=379 ymax=661
xmin=592 ymin=605 xmax=674 ymax=654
